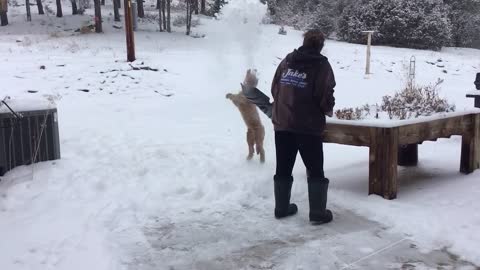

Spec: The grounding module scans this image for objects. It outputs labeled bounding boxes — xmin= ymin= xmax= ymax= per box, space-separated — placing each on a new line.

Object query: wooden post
xmin=124 ymin=0 xmax=135 ymax=62
xmin=94 ymin=0 xmax=102 ymax=32
xmin=369 ymin=127 xmax=398 ymax=199
xmin=362 ymin=31 xmax=375 ymax=75
xmin=0 ymin=0 xmax=8 ymax=26
xmin=26 ymin=0 xmax=32 ymax=21
xmin=460 ymin=114 xmax=480 ymax=174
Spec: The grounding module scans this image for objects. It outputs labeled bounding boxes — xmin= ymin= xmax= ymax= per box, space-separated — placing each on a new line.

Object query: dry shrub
xmin=335 ymin=79 xmax=455 ymax=121
xmin=381 ymin=79 xmax=455 ymax=120
xmin=335 ymin=104 xmax=371 ymax=120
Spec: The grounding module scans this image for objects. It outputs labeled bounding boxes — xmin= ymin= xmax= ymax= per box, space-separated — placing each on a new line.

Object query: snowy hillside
xmin=1 ymin=0 xmax=480 ymax=269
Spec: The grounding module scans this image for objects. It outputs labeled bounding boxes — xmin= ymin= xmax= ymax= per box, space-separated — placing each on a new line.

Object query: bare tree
xmin=162 ymin=0 xmax=166 ymax=29
xmin=200 ymin=0 xmax=205 ymax=14
xmin=186 ymin=0 xmax=194 ymax=35
xmin=72 ymin=0 xmax=78 ymax=14
xmin=156 ymin=0 xmax=160 ymax=9
xmin=194 ymin=0 xmax=198 ymax=14
xmin=158 ymin=0 xmax=162 ymax=31
xmin=56 ymin=0 xmax=63 ymax=17
xmin=94 ymin=0 xmax=102 ymax=32
xmin=113 ymin=0 xmax=120 ymax=21
xmin=0 ymin=0 xmax=7 ymax=26
xmin=36 ymin=0 xmax=44 ymax=14
xmin=26 ymin=0 xmax=32 ymax=21
xmin=137 ymin=0 xmax=144 ymax=18
xmin=166 ymin=0 xmax=171 ymax=32
xmin=101 ymin=0 xmax=105 ymax=5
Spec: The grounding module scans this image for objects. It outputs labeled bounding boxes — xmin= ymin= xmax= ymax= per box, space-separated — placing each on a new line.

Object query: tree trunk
xmin=26 ymin=0 xmax=32 ymax=21
xmin=200 ymin=0 xmax=205 ymax=14
xmin=156 ymin=0 xmax=159 ymax=9
xmin=94 ymin=0 xmax=102 ymax=32
xmin=166 ymin=0 xmax=171 ymax=32
xmin=162 ymin=0 xmax=166 ymax=30
xmin=113 ymin=0 xmax=120 ymax=21
xmin=158 ymin=0 xmax=162 ymax=31
xmin=0 ymin=11 xmax=7 ymax=26
xmin=72 ymin=0 xmax=78 ymax=14
xmin=36 ymin=0 xmax=44 ymax=14
xmin=137 ymin=0 xmax=144 ymax=18
xmin=194 ymin=0 xmax=198 ymax=15
xmin=56 ymin=0 xmax=63 ymax=17
xmin=186 ymin=0 xmax=192 ymax=35
xmin=101 ymin=0 xmax=105 ymax=5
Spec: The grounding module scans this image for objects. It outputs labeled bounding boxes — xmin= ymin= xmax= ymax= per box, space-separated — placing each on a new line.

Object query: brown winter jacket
xmin=271 ymin=46 xmax=336 ymax=136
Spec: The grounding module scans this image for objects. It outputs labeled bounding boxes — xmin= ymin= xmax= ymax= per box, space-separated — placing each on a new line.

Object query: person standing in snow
xmin=243 ymin=29 xmax=335 ymax=224
xmin=271 ymin=29 xmax=335 ymax=224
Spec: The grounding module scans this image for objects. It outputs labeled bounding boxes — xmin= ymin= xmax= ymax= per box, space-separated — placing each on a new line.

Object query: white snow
xmin=0 ymin=97 xmax=56 ymax=113
xmin=1 ymin=0 xmax=480 ymax=269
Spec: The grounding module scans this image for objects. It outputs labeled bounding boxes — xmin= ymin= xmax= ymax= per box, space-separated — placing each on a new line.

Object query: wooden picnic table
xmin=323 ymin=111 xmax=480 ymax=200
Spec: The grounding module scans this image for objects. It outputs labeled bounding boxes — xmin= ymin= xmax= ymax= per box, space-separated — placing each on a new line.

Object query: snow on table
xmin=324 ymin=110 xmax=480 ymax=199
xmin=328 ymin=109 xmax=480 ymax=128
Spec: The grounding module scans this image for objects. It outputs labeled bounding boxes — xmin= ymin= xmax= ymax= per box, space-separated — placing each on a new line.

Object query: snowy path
xmin=1 ymin=1 xmax=480 ymax=269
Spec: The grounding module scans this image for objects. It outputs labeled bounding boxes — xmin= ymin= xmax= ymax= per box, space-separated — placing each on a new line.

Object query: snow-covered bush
xmin=381 ymin=79 xmax=455 ymax=120
xmin=172 ymin=15 xmax=200 ymax=27
xmin=335 ymin=80 xmax=455 ymax=121
xmin=337 ymin=0 xmax=452 ymax=50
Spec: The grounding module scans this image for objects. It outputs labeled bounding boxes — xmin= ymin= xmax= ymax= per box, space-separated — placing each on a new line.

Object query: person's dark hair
xmin=303 ymin=29 xmax=325 ymax=52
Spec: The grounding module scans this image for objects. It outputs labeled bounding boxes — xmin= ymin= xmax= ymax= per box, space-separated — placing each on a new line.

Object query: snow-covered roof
xmin=0 ymin=98 xmax=56 ymax=114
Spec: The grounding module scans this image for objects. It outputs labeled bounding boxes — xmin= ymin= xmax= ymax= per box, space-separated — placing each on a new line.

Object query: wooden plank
xmin=369 ymin=127 xmax=398 ymax=199
xmin=461 ymin=114 xmax=480 ymax=174
xmin=398 ymin=115 xmax=472 ymax=145
xmin=323 ymin=123 xmax=371 ymax=147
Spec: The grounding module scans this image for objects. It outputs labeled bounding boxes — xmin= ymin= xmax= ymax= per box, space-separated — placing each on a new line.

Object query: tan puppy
xmin=226 ymin=69 xmax=265 ymax=163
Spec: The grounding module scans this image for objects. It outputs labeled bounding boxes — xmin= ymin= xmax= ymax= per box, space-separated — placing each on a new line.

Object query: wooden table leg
xmin=369 ymin=127 xmax=399 ymax=199
xmin=461 ymin=114 xmax=480 ymax=174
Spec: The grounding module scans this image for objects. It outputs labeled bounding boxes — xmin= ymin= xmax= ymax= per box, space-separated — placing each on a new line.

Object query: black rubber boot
xmin=308 ymin=178 xmax=333 ymax=225
xmin=274 ymin=176 xmax=298 ymax=219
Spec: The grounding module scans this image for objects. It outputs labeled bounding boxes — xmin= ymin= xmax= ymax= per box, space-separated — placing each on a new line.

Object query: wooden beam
xmin=460 ymin=114 xmax=480 ymax=174
xmin=398 ymin=115 xmax=472 ymax=145
xmin=323 ymin=123 xmax=371 ymax=147
xmin=369 ymin=127 xmax=398 ymax=199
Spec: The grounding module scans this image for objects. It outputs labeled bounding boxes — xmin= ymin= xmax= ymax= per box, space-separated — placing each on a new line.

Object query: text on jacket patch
xmin=280 ymin=69 xmax=308 ymax=88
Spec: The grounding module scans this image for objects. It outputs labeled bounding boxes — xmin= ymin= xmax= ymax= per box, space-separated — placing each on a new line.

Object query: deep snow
xmin=1 ymin=0 xmax=480 ymax=269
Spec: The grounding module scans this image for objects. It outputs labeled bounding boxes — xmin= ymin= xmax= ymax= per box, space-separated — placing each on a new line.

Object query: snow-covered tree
xmin=338 ymin=0 xmax=452 ymax=50
xmin=444 ymin=0 xmax=480 ymax=48
xmin=268 ymin=0 xmax=337 ymax=37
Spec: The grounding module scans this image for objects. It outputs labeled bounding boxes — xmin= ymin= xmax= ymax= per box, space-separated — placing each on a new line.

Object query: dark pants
xmin=275 ymin=131 xmax=325 ymax=180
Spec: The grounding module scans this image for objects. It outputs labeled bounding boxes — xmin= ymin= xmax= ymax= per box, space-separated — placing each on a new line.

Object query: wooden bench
xmin=323 ymin=111 xmax=480 ymax=200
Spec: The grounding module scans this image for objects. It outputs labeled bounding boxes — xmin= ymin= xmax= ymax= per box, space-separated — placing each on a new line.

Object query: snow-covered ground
xmin=1 ymin=0 xmax=480 ymax=269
